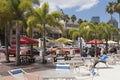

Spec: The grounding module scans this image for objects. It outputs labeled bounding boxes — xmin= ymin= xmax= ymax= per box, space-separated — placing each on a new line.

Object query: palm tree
xmin=33 ymin=2 xmax=63 ymax=63
xmin=71 ymin=15 xmax=76 ymax=24
xmin=106 ymin=2 xmax=116 ymax=22
xmin=77 ymin=18 xmax=83 ymax=25
xmin=69 ymin=22 xmax=101 ymax=56
xmin=63 ymin=14 xmax=70 ymax=28
xmin=68 ymin=28 xmax=78 ymax=39
xmin=107 ymin=0 xmax=120 ymax=22
xmin=115 ymin=0 xmax=120 ymax=22
xmin=26 ymin=15 xmax=40 ymax=57
xmin=0 ymin=0 xmax=14 ymax=62
xmin=98 ymin=22 xmax=118 ymax=51
xmin=7 ymin=0 xmax=40 ymax=65
xmin=62 ymin=29 xmax=70 ymax=38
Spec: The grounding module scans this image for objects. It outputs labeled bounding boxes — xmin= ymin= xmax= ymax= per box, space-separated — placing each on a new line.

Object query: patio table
xmin=42 ymin=70 xmax=76 ymax=80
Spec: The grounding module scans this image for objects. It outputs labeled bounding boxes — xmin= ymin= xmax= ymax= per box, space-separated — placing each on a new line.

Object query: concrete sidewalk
xmin=2 ymin=63 xmax=120 ymax=80
xmin=94 ymin=64 xmax=120 ymax=80
xmin=1 ymin=52 xmax=120 ymax=80
xmin=0 ymin=53 xmax=55 ymax=80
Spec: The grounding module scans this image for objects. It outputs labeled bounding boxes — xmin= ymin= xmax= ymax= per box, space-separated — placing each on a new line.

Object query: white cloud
xmin=41 ymin=0 xmax=100 ymax=12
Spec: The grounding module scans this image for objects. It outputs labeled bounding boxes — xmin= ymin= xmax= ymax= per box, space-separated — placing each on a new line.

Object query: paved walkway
xmin=0 ymin=53 xmax=55 ymax=80
xmin=94 ymin=64 xmax=120 ymax=80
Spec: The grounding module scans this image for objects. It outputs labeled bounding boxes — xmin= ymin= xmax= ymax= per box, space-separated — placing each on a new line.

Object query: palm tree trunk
xmin=29 ymin=26 xmax=33 ymax=58
xmin=119 ymin=13 xmax=120 ymax=22
xmin=110 ymin=14 xmax=112 ymax=22
xmin=80 ymin=37 xmax=82 ymax=54
xmin=42 ymin=24 xmax=46 ymax=64
xmin=5 ymin=22 xmax=10 ymax=63
xmin=15 ymin=21 xmax=21 ymax=66
xmin=105 ymin=39 xmax=109 ymax=51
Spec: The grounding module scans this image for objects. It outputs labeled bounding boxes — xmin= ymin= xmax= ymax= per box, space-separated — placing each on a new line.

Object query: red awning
xmin=86 ymin=39 xmax=103 ymax=44
xmin=11 ymin=36 xmax=38 ymax=44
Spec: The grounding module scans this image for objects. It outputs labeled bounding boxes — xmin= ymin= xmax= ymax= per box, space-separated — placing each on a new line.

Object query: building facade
xmin=91 ymin=16 xmax=100 ymax=23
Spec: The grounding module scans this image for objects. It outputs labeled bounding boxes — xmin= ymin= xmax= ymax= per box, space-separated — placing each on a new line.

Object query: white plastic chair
xmin=74 ymin=57 xmax=98 ymax=80
xmin=8 ymin=68 xmax=39 ymax=80
xmin=75 ymin=68 xmax=98 ymax=80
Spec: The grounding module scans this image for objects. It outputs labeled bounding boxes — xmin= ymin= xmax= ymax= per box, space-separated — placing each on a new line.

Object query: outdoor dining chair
xmin=8 ymin=68 xmax=39 ymax=80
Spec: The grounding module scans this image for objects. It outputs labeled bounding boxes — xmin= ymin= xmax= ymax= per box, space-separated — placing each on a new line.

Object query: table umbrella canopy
xmin=11 ymin=36 xmax=39 ymax=44
xmin=54 ymin=37 xmax=73 ymax=43
xmin=86 ymin=39 xmax=103 ymax=44
xmin=107 ymin=40 xmax=117 ymax=44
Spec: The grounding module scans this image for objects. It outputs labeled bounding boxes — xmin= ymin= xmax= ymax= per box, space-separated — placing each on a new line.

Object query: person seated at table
xmin=93 ymin=49 xmax=108 ymax=68
xmin=81 ymin=49 xmax=87 ymax=57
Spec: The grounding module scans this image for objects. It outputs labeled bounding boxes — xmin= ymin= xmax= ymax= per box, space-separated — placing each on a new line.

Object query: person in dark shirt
xmin=81 ymin=49 xmax=87 ymax=57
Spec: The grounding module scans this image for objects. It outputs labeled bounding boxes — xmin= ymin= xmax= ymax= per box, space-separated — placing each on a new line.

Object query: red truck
xmin=1 ymin=46 xmax=29 ymax=56
xmin=1 ymin=46 xmax=40 ymax=56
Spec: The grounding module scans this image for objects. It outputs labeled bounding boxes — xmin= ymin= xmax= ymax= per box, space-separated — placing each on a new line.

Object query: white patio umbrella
xmin=107 ymin=40 xmax=117 ymax=44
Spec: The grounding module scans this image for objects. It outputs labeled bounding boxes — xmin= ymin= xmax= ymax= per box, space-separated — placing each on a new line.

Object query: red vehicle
xmin=2 ymin=46 xmax=29 ymax=56
xmin=48 ymin=47 xmax=80 ymax=54
xmin=62 ymin=47 xmax=80 ymax=54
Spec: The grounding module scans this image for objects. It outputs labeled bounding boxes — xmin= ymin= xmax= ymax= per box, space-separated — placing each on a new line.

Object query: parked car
xmin=32 ymin=48 xmax=40 ymax=56
xmin=47 ymin=47 xmax=80 ymax=55
xmin=0 ymin=46 xmax=5 ymax=52
xmin=1 ymin=46 xmax=29 ymax=56
xmin=1 ymin=46 xmax=40 ymax=56
xmin=61 ymin=47 xmax=80 ymax=54
xmin=47 ymin=46 xmax=58 ymax=54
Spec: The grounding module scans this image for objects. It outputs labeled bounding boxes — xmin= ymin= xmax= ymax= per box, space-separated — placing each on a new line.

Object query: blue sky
xmin=41 ymin=0 xmax=119 ymax=27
